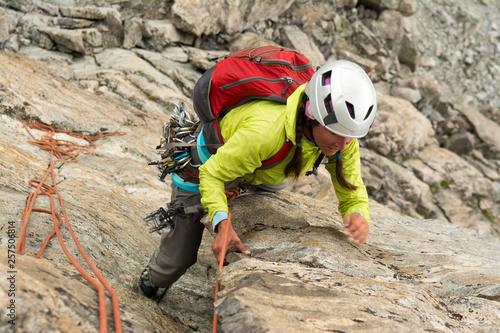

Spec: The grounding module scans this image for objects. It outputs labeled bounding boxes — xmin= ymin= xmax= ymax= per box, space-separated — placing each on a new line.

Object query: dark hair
xmin=285 ymin=100 xmax=358 ymax=191
xmin=335 ymin=155 xmax=357 ymax=190
xmin=284 ymin=103 xmax=305 ymax=180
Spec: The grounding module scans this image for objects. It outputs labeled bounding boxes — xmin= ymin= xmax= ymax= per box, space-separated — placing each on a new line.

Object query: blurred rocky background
xmin=1 ymin=0 xmax=499 ymax=332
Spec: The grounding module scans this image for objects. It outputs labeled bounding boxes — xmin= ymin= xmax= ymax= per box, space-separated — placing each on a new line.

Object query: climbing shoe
xmin=139 ymin=267 xmax=159 ymax=298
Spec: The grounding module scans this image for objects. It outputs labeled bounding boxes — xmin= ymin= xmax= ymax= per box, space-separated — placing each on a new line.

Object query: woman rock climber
xmin=139 ymin=60 xmax=377 ymax=298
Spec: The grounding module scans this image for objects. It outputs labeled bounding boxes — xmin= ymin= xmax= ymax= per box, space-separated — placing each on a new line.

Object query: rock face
xmin=0 ymin=51 xmax=182 ymax=333
xmin=217 ymin=191 xmax=500 ymax=333
xmin=1 ymin=0 xmax=500 ymax=332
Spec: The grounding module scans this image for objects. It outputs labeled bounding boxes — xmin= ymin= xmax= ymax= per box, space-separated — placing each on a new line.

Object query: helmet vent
xmin=363 ymin=105 xmax=374 ymax=120
xmin=323 ymin=95 xmax=338 ymax=125
xmin=321 ymin=71 xmax=331 ymax=86
xmin=325 ymin=95 xmax=333 ymax=114
xmin=346 ymin=102 xmax=355 ymax=119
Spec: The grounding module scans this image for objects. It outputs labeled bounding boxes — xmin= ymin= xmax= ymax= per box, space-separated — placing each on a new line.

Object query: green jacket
xmin=198 ymin=85 xmax=370 ymax=224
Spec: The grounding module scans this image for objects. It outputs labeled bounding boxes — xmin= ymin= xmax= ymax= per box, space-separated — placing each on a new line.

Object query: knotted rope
xmin=16 ymin=123 xmax=126 ymax=333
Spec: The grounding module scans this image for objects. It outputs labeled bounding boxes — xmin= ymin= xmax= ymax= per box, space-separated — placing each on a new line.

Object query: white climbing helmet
xmin=304 ymin=60 xmax=377 ymax=138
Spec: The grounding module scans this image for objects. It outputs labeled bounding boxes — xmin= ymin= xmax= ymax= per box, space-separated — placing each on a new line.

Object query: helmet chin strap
xmin=305 ymin=118 xmax=318 ymax=144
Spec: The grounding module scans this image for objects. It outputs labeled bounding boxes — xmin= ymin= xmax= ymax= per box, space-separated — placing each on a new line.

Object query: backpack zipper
xmin=254 ymin=56 xmax=311 ymax=70
xmin=220 ymin=76 xmax=305 ymax=95
xmin=248 ymin=48 xmax=311 ymax=70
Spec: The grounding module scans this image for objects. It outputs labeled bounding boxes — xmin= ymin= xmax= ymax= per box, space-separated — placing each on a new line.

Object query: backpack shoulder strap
xmin=258 ymin=138 xmax=294 ymax=170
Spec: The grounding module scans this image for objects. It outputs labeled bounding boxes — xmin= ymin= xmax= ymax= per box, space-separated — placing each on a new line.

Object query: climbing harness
xmin=149 ymin=101 xmax=201 ymax=181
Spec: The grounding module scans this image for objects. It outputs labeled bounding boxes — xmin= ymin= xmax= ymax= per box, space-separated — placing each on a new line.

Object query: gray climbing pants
xmin=148 ymin=178 xmax=288 ymax=288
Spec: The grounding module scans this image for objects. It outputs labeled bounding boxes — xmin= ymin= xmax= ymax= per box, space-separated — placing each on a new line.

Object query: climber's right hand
xmin=211 ymin=219 xmax=251 ymax=266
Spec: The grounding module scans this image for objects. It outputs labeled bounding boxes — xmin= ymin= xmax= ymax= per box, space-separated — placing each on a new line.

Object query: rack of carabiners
xmin=149 ymin=101 xmax=200 ymax=182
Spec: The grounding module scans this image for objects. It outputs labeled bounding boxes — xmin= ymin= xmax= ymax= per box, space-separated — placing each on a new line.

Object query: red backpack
xmin=193 ymin=45 xmax=315 ymax=168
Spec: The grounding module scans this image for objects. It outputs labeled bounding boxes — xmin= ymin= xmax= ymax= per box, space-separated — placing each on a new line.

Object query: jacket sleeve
xmin=324 ymin=139 xmax=370 ymax=223
xmin=199 ymin=124 xmax=280 ymax=222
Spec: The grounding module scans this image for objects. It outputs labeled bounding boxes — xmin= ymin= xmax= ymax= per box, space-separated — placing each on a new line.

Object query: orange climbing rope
xmin=224 ymin=186 xmax=242 ymax=203
xmin=15 ymin=123 xmax=126 ymax=333
xmin=212 ymin=211 xmax=232 ymax=333
xmin=211 ymin=188 xmax=242 ymax=332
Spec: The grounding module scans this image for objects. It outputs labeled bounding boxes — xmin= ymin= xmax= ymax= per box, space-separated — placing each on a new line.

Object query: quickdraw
xmin=149 ymin=101 xmax=200 ymax=181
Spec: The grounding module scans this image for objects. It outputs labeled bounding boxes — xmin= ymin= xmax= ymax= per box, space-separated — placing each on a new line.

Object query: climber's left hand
xmin=343 ymin=213 xmax=369 ymax=246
